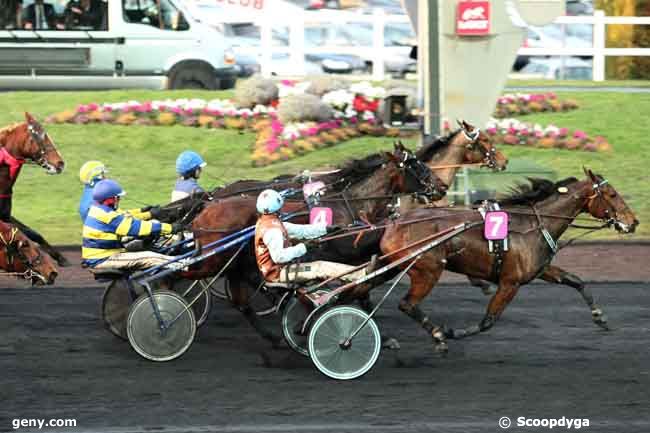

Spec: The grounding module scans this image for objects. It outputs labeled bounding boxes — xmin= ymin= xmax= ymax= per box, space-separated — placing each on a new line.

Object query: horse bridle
xmin=586 ymin=178 xmax=619 ymax=225
xmin=0 ymin=227 xmax=46 ymax=282
xmin=27 ymin=123 xmax=59 ymax=171
xmin=462 ymin=128 xmax=499 ymax=170
xmin=398 ymin=150 xmax=442 ymax=197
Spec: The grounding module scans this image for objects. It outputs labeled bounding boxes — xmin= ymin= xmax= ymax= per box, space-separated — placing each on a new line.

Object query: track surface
xmin=1 ymin=282 xmax=649 ymax=433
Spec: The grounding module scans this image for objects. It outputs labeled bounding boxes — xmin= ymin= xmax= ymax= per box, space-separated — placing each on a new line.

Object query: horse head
xmin=457 ymin=119 xmax=508 ymax=171
xmin=0 ymin=222 xmax=58 ymax=285
xmin=19 ymin=113 xmax=65 ymax=174
xmin=391 ymin=141 xmax=448 ymax=201
xmin=582 ymin=167 xmax=639 ymax=234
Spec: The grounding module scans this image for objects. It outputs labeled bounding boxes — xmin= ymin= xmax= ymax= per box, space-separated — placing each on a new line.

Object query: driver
xmin=82 ymin=179 xmax=184 ymax=270
xmin=254 ymin=189 xmax=377 ymax=290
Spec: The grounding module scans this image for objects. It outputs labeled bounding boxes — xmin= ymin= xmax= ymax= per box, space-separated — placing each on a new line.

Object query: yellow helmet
xmin=79 ymin=161 xmax=107 ymax=185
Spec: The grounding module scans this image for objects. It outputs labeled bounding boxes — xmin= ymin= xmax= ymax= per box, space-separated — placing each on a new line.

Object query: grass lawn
xmin=506 ymin=79 xmax=650 ymax=88
xmin=1 ymin=89 xmax=648 ymax=244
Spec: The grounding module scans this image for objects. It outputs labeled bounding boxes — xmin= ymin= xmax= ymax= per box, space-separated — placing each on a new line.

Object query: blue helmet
xmin=93 ymin=179 xmax=126 ymax=202
xmin=256 ymin=189 xmax=284 ymax=214
xmin=176 ymin=151 xmax=207 ymax=176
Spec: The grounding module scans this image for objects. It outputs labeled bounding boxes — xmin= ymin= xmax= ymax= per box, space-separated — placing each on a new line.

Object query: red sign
xmin=456 ymin=1 xmax=490 ymax=36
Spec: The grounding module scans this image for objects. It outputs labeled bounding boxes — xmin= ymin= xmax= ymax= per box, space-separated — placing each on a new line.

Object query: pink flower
xmin=443 ymin=120 xmax=450 ymax=131
xmin=87 ymin=103 xmax=99 ymax=111
xmin=349 ymin=117 xmax=358 ymax=124
xmin=486 ymin=127 xmax=498 ymax=135
xmin=547 ymin=92 xmax=557 ymax=99
xmin=534 ymin=131 xmax=544 ymax=138
xmin=305 ymin=127 xmax=318 ymax=136
xmin=77 ymin=105 xmax=89 ymax=113
xmin=265 ymin=137 xmax=280 ymax=153
xmin=520 ymin=128 xmax=529 ymax=136
xmin=104 ymin=106 xmax=113 ymax=112
xmin=573 ymin=130 xmax=588 ymax=139
xmin=271 ymin=120 xmax=284 ymax=134
xmin=281 ymin=79 xmax=296 ymax=87
xmin=558 ymin=127 xmax=569 ymax=138
xmin=171 ymin=107 xmax=182 ymax=115
xmin=507 ymin=127 xmax=517 ymax=135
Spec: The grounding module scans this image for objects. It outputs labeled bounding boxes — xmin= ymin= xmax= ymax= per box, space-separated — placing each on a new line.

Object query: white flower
xmin=362 ymin=110 xmax=376 ymax=120
xmin=322 ymin=89 xmax=354 ymax=109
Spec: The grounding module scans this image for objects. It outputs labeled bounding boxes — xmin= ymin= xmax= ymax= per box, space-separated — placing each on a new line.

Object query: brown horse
xmin=0 ymin=113 xmax=68 ymax=266
xmin=379 ymin=168 xmax=638 ymax=352
xmin=0 ymin=221 xmax=59 ymax=285
xmin=186 ymin=145 xmax=447 ymax=343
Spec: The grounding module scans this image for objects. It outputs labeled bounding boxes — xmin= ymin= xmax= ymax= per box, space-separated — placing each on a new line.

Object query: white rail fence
xmin=242 ymin=9 xmax=650 ymax=82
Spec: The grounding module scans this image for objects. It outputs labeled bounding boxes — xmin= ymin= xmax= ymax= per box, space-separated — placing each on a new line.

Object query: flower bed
xmin=483 ymin=118 xmax=611 ymax=152
xmin=493 ymin=93 xmax=579 ymax=118
xmin=46 ymin=81 xmax=396 ymax=166
xmin=46 ymin=80 xmax=603 ymax=166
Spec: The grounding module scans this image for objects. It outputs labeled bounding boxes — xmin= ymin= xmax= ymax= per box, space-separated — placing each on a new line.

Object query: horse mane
xmin=323 ymin=152 xmax=388 ymax=185
xmin=0 ymin=123 xmax=23 ymax=144
xmin=415 ymin=130 xmax=460 ymax=161
xmin=500 ymin=177 xmax=578 ymax=206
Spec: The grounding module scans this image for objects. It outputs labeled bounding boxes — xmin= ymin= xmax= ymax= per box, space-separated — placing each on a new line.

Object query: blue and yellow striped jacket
xmin=82 ymin=203 xmax=172 ymax=267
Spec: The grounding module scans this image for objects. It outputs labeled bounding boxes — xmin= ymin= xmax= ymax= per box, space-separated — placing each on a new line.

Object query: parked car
xmin=518 ymin=57 xmax=593 ymax=80
xmin=0 ymin=0 xmax=236 ymax=90
xmin=566 ymin=0 xmax=594 ymax=16
xmin=515 ymin=24 xmax=592 ymax=71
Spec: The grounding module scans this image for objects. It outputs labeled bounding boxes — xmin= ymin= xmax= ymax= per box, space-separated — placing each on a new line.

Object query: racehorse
xmin=186 ymin=144 xmax=447 ymax=343
xmin=0 ymin=220 xmax=59 ymax=285
xmin=379 ymin=168 xmax=638 ymax=352
xmin=0 ymin=113 xmax=68 ymax=266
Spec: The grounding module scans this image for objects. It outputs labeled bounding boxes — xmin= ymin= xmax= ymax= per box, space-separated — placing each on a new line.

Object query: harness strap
xmin=0 ymin=147 xmax=25 ymax=181
xmin=532 ymin=205 xmax=558 ymax=255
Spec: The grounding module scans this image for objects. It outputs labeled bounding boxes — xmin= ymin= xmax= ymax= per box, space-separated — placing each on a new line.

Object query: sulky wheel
xmin=101 ymin=278 xmax=142 ymax=340
xmin=169 ymin=279 xmax=212 ymax=328
xmin=308 ymin=306 xmax=381 ymax=380
xmin=127 ymin=290 xmax=196 ymax=362
xmin=281 ymin=296 xmax=313 ymax=357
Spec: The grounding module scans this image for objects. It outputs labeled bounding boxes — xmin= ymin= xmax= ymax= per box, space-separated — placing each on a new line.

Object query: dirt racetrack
xmin=1 ymin=243 xmax=649 ymax=433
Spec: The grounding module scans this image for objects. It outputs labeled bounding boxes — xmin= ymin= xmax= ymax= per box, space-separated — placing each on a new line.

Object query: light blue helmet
xmin=93 ymin=179 xmax=125 ymax=202
xmin=256 ymin=189 xmax=283 ymax=214
xmin=176 ymin=151 xmax=207 ymax=176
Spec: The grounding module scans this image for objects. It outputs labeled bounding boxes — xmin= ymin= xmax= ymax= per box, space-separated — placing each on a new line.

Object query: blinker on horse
xmin=0 ymin=221 xmax=59 ymax=285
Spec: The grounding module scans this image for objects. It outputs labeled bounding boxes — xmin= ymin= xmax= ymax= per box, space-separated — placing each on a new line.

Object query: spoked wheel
xmin=281 ymin=295 xmax=313 ymax=357
xmin=169 ymin=279 xmax=212 ymax=328
xmin=101 ymin=278 xmax=142 ymax=340
xmin=308 ymin=306 xmax=381 ymax=380
xmin=127 ymin=290 xmax=196 ymax=362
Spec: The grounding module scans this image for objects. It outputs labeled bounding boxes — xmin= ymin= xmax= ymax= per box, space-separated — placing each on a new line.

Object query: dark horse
xmin=185 ymin=144 xmax=448 ymax=343
xmin=0 ymin=220 xmax=59 ymax=285
xmin=379 ymin=168 xmax=639 ymax=352
xmin=0 ymin=113 xmax=68 ymax=266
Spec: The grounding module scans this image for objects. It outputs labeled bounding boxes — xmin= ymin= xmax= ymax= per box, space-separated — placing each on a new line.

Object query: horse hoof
xmin=382 ymin=337 xmax=401 ymax=350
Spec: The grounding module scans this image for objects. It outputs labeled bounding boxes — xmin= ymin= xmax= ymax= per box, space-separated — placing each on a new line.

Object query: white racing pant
xmin=93 ymin=251 xmax=188 ymax=271
xmin=278 ymin=261 xmax=367 ymax=284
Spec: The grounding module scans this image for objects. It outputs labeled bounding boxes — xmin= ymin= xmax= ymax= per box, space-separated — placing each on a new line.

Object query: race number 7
xmin=484 ymin=211 xmax=509 ymax=240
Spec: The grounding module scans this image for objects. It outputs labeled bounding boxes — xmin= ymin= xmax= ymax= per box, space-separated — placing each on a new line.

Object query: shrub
xmin=277 ymin=94 xmax=334 ymax=123
xmin=234 ymin=75 xmax=279 ymax=108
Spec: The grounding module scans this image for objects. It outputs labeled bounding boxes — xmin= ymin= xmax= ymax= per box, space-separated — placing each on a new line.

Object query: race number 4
xmin=310 ymin=207 xmax=333 ymax=226
xmin=484 ymin=211 xmax=509 ymax=240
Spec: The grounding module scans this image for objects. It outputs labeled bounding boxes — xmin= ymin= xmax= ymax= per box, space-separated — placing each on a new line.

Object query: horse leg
xmin=227 ymin=273 xmax=283 ymax=348
xmin=539 ymin=265 xmax=609 ymax=330
xmin=468 ymin=276 xmax=494 ymax=296
xmin=10 ymin=217 xmax=70 ymax=267
xmin=398 ymin=264 xmax=448 ymax=352
xmin=445 ymin=280 xmax=521 ymax=340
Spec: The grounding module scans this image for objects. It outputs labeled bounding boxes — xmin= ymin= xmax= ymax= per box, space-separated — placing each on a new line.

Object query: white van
xmin=0 ymin=0 xmax=237 ymax=90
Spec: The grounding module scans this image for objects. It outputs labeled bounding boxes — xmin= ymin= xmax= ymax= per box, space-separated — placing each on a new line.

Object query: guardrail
xmin=245 ymin=9 xmax=650 ymax=82
xmin=517 ymin=10 xmax=650 ymax=82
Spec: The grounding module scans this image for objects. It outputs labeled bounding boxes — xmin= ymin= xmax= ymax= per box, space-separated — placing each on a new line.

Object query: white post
xmin=290 ymin=12 xmax=306 ymax=77
xmin=372 ymin=8 xmax=386 ymax=81
xmin=260 ymin=17 xmax=273 ymax=78
xmin=593 ymin=9 xmax=606 ymax=82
